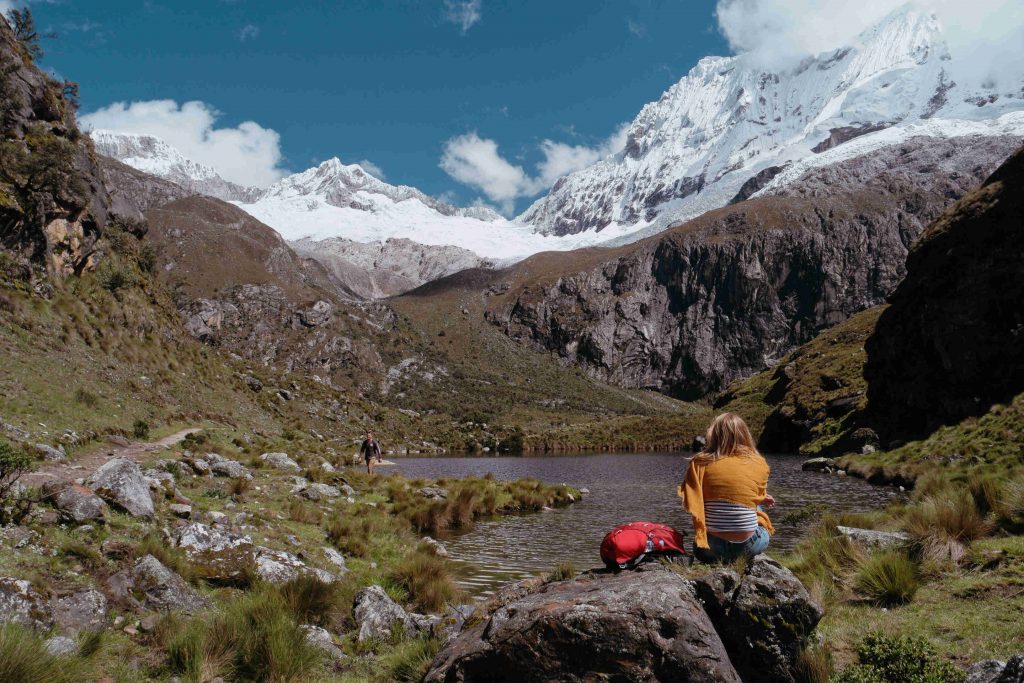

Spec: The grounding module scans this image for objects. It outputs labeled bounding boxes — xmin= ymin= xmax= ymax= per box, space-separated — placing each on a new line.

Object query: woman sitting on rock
xmin=680 ymin=412 xmax=776 ymax=563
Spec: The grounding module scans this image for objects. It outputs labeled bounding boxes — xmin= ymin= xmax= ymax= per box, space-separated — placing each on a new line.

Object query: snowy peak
xmin=520 ymin=7 xmax=1024 ymax=236
xmin=261 ymin=157 xmax=503 ymax=222
xmin=91 ymin=130 xmax=260 ymax=202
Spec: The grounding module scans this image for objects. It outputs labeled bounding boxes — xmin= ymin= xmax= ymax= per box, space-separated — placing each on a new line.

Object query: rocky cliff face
xmin=0 ymin=17 xmax=122 ymax=278
xmin=865 ymin=144 xmax=1024 ymax=441
xmin=487 ymin=135 xmax=1021 ymax=399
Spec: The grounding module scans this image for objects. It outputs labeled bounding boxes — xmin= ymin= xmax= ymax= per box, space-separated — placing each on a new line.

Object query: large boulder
xmin=353 ymin=585 xmax=420 ymax=642
xmin=0 ymin=577 xmax=53 ymax=630
xmin=693 ymin=555 xmax=824 ymax=683
xmin=425 ymin=564 xmax=740 ymax=683
xmin=210 ymin=459 xmax=251 ymax=480
xmin=130 ymin=555 xmax=210 ymax=613
xmin=260 ymin=452 xmax=300 ymax=471
xmin=52 ymin=587 xmax=107 ymax=634
xmin=254 ymin=547 xmax=335 ymax=585
xmin=44 ymin=483 xmax=107 ymax=524
xmin=174 ymin=522 xmax=255 ymax=584
xmin=86 ymin=458 xmax=155 ymax=518
xmin=968 ymin=656 xmax=1024 ymax=683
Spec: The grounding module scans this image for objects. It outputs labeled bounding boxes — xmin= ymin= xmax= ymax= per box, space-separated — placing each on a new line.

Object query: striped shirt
xmin=704 ymin=500 xmax=758 ymax=533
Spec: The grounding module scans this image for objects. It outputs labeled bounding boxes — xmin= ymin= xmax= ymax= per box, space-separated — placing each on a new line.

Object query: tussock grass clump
xmin=783 ymin=515 xmax=864 ymax=605
xmin=380 ymin=637 xmax=443 ymax=683
xmin=0 ymin=623 xmax=89 ymax=683
xmin=324 ymin=506 xmax=396 ymax=559
xmin=165 ymin=589 xmax=320 ymax=683
xmin=60 ymin=540 xmax=104 ymax=571
xmin=903 ymin=490 xmax=991 ymax=568
xmin=995 ymin=477 xmax=1024 ymax=533
xmin=229 ymin=476 xmax=252 ymax=499
xmin=276 ymin=574 xmax=342 ymax=628
xmin=287 ymin=500 xmax=323 ymax=525
xmin=796 ymin=642 xmax=832 ymax=683
xmin=390 ymin=551 xmax=461 ymax=613
xmin=853 ymin=551 xmax=919 ymax=606
xmin=549 ymin=561 xmax=576 ymax=582
xmin=831 ymin=632 xmax=965 ymax=683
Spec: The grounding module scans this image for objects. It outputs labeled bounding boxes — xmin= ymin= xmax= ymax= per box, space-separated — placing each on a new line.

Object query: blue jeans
xmin=697 ymin=526 xmax=770 ymax=564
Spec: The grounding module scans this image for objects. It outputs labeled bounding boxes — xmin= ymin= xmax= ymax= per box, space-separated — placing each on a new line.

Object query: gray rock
xmin=418 ymin=486 xmax=448 ymax=500
xmin=254 ymin=547 xmax=335 ymax=585
xmin=44 ymin=483 xmax=107 ymax=523
xmin=801 ymin=457 xmax=835 ymax=472
xmin=711 ymin=555 xmax=824 ymax=683
xmin=999 ymin=655 xmax=1024 ymax=683
xmin=421 ymin=536 xmax=448 ymax=558
xmin=0 ymin=577 xmax=52 ymax=630
xmin=86 ymin=458 xmax=155 ymax=518
xmin=340 ymin=484 xmax=356 ymax=497
xmin=301 ymin=624 xmax=347 ymax=661
xmin=323 ymin=547 xmax=348 ymax=574
xmin=260 ymin=452 xmax=300 ymax=471
xmin=210 ymin=459 xmax=251 ymax=480
xmin=353 ymin=585 xmax=419 ymax=642
xmin=188 ymin=458 xmax=211 ymax=476
xmin=302 ymin=483 xmax=341 ymax=501
xmin=836 ymin=526 xmax=914 ymax=549
xmin=169 ymin=504 xmax=192 ymax=519
xmin=132 ymin=554 xmax=210 ymax=613
xmin=968 ymin=660 xmax=1008 ymax=683
xmin=44 ymin=636 xmax=77 ymax=656
xmin=174 ymin=522 xmax=255 ymax=584
xmin=35 ymin=443 xmax=66 ymax=461
xmin=299 ymin=300 xmax=334 ymax=327
xmin=53 ymin=588 xmax=107 ymax=634
xmin=426 ymin=564 xmax=740 ymax=682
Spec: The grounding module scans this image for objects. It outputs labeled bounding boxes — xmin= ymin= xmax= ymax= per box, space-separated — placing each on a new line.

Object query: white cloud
xmin=237 ymin=23 xmax=259 ymax=42
xmin=627 ymin=19 xmax=646 ymax=38
xmin=443 ymin=0 xmax=481 ymax=34
xmin=358 ymin=159 xmax=386 ymax=180
xmin=715 ymin=0 xmax=1024 ymax=83
xmin=440 ymin=124 xmax=629 ymax=214
xmin=439 ymin=133 xmax=540 ymax=214
xmin=80 ymin=99 xmax=288 ymax=188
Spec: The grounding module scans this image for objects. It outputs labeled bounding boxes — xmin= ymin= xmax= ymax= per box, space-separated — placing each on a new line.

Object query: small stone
xmin=35 ymin=443 xmax=66 ymax=461
xmin=123 ymin=625 xmax=138 ymax=636
xmin=421 ymin=536 xmax=448 ymax=558
xmin=210 ymin=459 xmax=251 ymax=480
xmin=301 ymin=624 xmax=347 ymax=661
xmin=78 ymin=525 xmax=94 ymax=534
xmin=45 ymin=636 xmax=77 ymax=657
xmin=418 ymin=486 xmax=448 ymax=500
xmin=836 ymin=526 xmax=914 ymax=549
xmin=323 ymin=547 xmax=348 ymax=573
xmin=139 ymin=615 xmax=159 ymax=633
xmin=169 ymin=504 xmax=192 ymax=519
xmin=302 ymin=483 xmax=341 ymax=501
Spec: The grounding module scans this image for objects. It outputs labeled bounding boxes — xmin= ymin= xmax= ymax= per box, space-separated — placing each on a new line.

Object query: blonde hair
xmin=697 ymin=412 xmax=759 ymax=461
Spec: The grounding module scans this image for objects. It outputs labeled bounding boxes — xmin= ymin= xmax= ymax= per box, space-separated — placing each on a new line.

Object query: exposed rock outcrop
xmin=128 ymin=554 xmax=210 ymax=613
xmin=44 ymin=482 xmax=107 ymax=523
xmin=353 ymin=585 xmax=422 ymax=642
xmin=0 ymin=16 xmax=120 ymax=278
xmin=86 ymin=458 xmax=155 ymax=518
xmin=865 ymin=144 xmax=1024 ymax=442
xmin=426 ymin=557 xmax=822 ymax=683
xmin=487 ymin=136 xmax=1021 ymax=399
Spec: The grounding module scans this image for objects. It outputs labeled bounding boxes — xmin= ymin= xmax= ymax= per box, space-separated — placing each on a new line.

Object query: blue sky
xmin=25 ymin=0 xmax=728 ymax=213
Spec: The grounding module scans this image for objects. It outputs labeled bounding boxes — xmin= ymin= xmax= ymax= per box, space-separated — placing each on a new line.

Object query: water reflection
xmin=392 ymin=453 xmax=898 ymax=596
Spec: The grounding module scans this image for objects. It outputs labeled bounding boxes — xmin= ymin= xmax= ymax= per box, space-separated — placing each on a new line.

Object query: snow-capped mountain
xmin=237 ymin=158 xmax=614 ymax=260
xmin=519 ymin=6 xmax=1024 ymax=236
xmin=90 ymin=130 xmax=261 ymax=203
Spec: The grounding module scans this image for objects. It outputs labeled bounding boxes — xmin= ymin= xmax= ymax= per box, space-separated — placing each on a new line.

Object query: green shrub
xmin=0 ymin=623 xmax=89 ymax=683
xmin=831 ymin=632 xmax=964 ymax=683
xmin=132 ymin=419 xmax=150 ymax=439
xmin=853 ymin=551 xmax=919 ymax=606
xmin=94 ymin=257 xmax=137 ymax=292
xmin=0 ymin=440 xmax=35 ymax=524
xmin=382 ymin=637 xmax=443 ymax=683
xmin=73 ymin=388 xmax=98 ymax=408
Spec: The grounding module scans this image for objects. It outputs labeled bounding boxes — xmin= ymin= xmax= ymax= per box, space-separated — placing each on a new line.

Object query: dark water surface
xmin=392 ymin=453 xmax=897 ymax=596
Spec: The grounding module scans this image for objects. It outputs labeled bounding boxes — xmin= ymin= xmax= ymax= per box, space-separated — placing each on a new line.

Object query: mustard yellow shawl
xmin=679 ymin=451 xmax=775 ymax=549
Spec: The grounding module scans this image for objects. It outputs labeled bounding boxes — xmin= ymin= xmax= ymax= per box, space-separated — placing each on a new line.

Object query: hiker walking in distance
xmin=360 ymin=430 xmax=382 ymax=475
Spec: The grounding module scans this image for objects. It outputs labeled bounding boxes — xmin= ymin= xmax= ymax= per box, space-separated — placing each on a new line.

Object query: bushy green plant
xmin=132 ymin=419 xmax=150 ymax=439
xmin=853 ymin=551 xmax=919 ymax=606
xmin=831 ymin=633 xmax=964 ymax=683
xmin=0 ymin=439 xmax=35 ymax=524
xmin=94 ymin=257 xmax=138 ymax=292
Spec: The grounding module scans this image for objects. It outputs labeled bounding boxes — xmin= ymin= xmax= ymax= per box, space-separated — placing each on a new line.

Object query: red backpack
xmin=600 ymin=521 xmax=688 ymax=570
